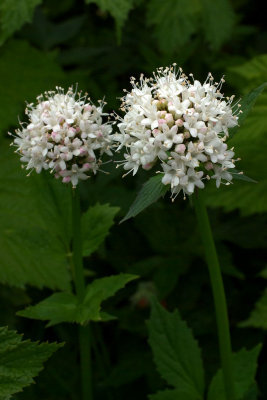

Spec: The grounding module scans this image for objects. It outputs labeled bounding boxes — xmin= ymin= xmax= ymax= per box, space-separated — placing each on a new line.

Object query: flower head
xmin=11 ymin=87 xmax=114 ymax=187
xmin=114 ymin=66 xmax=241 ymax=199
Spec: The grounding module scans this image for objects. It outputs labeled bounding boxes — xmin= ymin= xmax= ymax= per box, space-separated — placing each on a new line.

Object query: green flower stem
xmin=72 ymin=187 xmax=93 ymax=400
xmin=193 ymin=191 xmax=236 ymax=400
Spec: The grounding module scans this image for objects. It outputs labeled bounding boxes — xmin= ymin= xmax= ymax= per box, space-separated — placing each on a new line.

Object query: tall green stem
xmin=72 ymin=188 xmax=93 ymax=400
xmin=193 ymin=191 xmax=236 ymax=400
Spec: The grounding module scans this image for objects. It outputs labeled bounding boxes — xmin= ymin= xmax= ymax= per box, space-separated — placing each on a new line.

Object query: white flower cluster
xmin=115 ymin=66 xmax=241 ymax=199
xmin=12 ymin=87 xmax=114 ymax=187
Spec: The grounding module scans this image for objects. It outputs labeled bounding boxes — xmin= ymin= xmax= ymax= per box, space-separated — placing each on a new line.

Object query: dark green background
xmin=0 ymin=0 xmax=267 ymax=399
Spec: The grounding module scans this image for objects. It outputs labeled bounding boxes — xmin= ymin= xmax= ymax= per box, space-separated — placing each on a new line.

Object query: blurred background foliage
xmin=0 ymin=0 xmax=267 ymax=399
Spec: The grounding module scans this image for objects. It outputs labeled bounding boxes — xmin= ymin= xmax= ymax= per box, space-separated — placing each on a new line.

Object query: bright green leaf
xmin=18 ymin=274 xmax=138 ymax=325
xmin=148 ymin=301 xmax=205 ymax=399
xmin=239 ymin=289 xmax=267 ymax=329
xmin=0 ymin=139 xmax=71 ymax=289
xmin=121 ymin=175 xmax=169 ymax=222
xmin=200 ymin=0 xmax=235 ymax=50
xmin=17 ymin=293 xmax=78 ymax=327
xmin=0 ymin=326 xmax=62 ymax=398
xmin=207 ymin=345 xmax=261 ymax=400
xmin=82 ymin=203 xmax=119 ymax=256
xmin=0 ymin=0 xmax=42 ymax=46
xmin=0 ymin=40 xmax=66 ymax=134
xmin=80 ymin=274 xmax=138 ymax=322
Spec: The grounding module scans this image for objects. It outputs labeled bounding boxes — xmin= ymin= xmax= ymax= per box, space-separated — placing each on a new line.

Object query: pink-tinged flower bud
xmin=83 ymin=163 xmax=91 ymax=171
xmin=205 ymin=162 xmax=214 ymax=170
xmin=200 ymin=126 xmax=207 ymax=133
xmin=158 ymin=119 xmax=166 ymax=126
xmin=143 ymin=163 xmax=153 ymax=170
xmin=62 ymin=176 xmax=71 ymax=183
xmin=175 ymin=144 xmax=186 ymax=153
xmin=158 ymin=111 xmax=167 ymax=118
xmin=184 ymin=131 xmax=190 ymax=139
xmin=175 ymin=119 xmax=184 ymax=127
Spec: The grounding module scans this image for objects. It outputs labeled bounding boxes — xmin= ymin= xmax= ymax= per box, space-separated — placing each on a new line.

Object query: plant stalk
xmin=72 ymin=187 xmax=93 ymax=400
xmin=193 ymin=191 xmax=236 ymax=400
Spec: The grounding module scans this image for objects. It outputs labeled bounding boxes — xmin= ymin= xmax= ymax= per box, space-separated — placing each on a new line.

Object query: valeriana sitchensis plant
xmin=115 ymin=66 xmax=251 ymax=400
xmin=9 ymin=87 xmax=137 ymax=400
xmin=114 ymin=65 xmax=241 ymax=200
xmin=12 ymin=86 xmax=113 ymax=187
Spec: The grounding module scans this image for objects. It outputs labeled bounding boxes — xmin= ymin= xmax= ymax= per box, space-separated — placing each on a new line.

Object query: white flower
xmin=11 ymin=87 xmax=114 ymax=187
xmin=114 ymin=66 xmax=241 ymax=199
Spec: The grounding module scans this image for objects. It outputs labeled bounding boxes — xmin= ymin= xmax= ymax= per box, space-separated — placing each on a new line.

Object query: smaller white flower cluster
xmin=12 ymin=87 xmax=114 ymax=187
xmin=114 ymin=66 xmax=241 ymax=199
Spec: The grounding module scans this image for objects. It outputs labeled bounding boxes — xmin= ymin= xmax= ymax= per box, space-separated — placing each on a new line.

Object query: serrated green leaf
xmin=0 ymin=40 xmax=66 ymax=134
xmin=207 ymin=345 xmax=261 ymax=400
xmin=0 ymin=140 xmax=71 ymax=289
xmin=200 ymin=0 xmax=235 ymax=50
xmin=18 ymin=274 xmax=138 ymax=325
xmin=239 ymin=289 xmax=267 ymax=329
xmin=148 ymin=301 xmax=205 ymax=399
xmin=0 ymin=326 xmax=62 ymax=398
xmin=121 ymin=175 xmax=169 ymax=222
xmin=17 ymin=293 xmax=78 ymax=327
xmin=82 ymin=203 xmax=119 ymax=256
xmin=80 ymin=274 xmax=138 ymax=322
xmin=0 ymin=0 xmax=42 ymax=46
xmin=150 ymin=389 xmax=199 ymax=400
xmin=147 ymin=0 xmax=199 ymax=53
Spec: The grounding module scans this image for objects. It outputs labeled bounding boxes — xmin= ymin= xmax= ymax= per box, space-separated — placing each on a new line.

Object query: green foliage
xmin=85 ymin=0 xmax=134 ymax=34
xmin=147 ymin=0 xmax=235 ymax=53
xmin=205 ymin=63 xmax=267 ymax=214
xmin=0 ymin=1 xmax=266 ymax=399
xmin=148 ymin=301 xmax=205 ymax=400
xmin=17 ymin=292 xmax=78 ymax=327
xmin=0 ymin=140 xmax=71 ymax=289
xmin=82 ymin=203 xmax=119 ymax=256
xmin=121 ymin=175 xmax=169 ymax=222
xmin=17 ymin=274 xmax=138 ymax=325
xmin=147 ymin=0 xmax=199 ymax=53
xmin=0 ymin=326 xmax=62 ymax=399
xmin=200 ymin=0 xmax=235 ymax=50
xmin=229 ymin=83 xmax=267 ymax=138
xmin=230 ymin=169 xmax=257 ymax=183
xmin=207 ymin=345 xmax=261 ymax=400
xmin=0 ymin=40 xmax=66 ymax=134
xmin=239 ymin=289 xmax=267 ymax=329
xmin=0 ymin=0 xmax=42 ymax=45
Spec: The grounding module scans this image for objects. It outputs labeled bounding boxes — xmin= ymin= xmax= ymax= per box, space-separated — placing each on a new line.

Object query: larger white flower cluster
xmin=12 ymin=87 xmax=114 ymax=187
xmin=115 ymin=66 xmax=241 ymax=198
